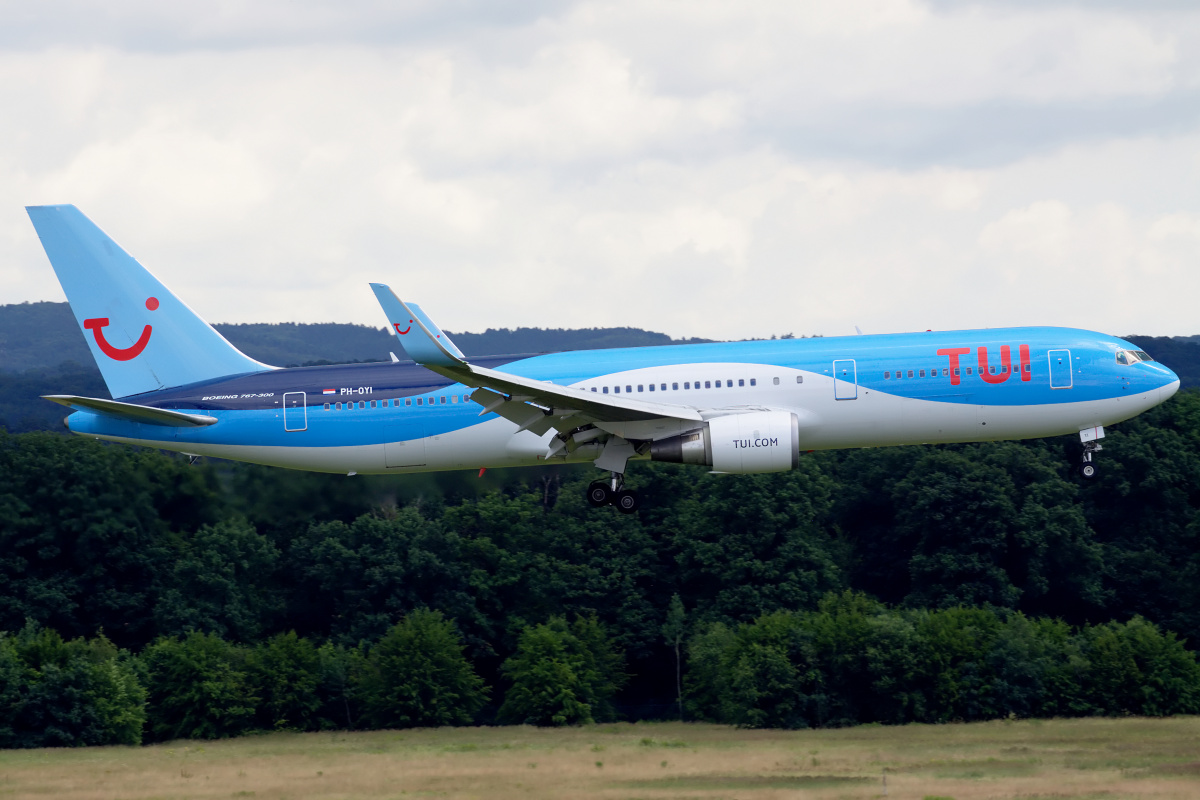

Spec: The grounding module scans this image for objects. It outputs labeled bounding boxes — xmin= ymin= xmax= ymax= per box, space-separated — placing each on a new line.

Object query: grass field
xmin=2 ymin=717 xmax=1199 ymax=799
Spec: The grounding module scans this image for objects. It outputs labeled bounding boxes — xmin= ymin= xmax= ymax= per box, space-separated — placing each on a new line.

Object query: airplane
xmin=27 ymin=205 xmax=1180 ymax=513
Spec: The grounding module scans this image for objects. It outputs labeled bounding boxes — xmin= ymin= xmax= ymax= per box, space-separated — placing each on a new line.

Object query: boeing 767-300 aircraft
xmin=27 ymin=205 xmax=1180 ymax=512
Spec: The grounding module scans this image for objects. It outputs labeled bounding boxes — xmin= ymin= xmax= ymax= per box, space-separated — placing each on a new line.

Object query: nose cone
xmin=1154 ymin=363 xmax=1180 ymax=404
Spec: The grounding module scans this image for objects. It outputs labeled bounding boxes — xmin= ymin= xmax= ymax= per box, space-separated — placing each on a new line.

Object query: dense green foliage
xmin=0 ymin=624 xmax=144 ymax=748
xmin=686 ymin=593 xmax=1200 ymax=728
xmin=360 ymin=610 xmax=488 ymax=728
xmin=499 ymin=615 xmax=627 ymax=726
xmin=5 ymin=389 xmax=1200 ymax=745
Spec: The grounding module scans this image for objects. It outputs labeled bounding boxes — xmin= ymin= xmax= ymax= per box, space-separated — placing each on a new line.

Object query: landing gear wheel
xmin=586 ymin=481 xmax=613 ymax=507
xmin=615 ymin=489 xmax=639 ymax=514
xmin=1080 ymin=463 xmax=1097 ymax=479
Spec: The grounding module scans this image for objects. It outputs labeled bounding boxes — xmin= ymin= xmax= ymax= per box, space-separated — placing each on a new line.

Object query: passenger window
xmin=417 ymin=398 xmax=423 ymax=405
xmin=795 ymin=375 xmax=802 ymax=384
xmin=405 ymin=398 xmax=412 ymax=406
xmin=919 ymin=370 xmax=925 ymax=378
xmin=773 ymin=377 xmax=780 ymax=385
xmin=359 ymin=401 xmax=365 ymax=409
xmin=324 ymin=403 xmax=330 ymax=410
xmin=907 ymin=370 xmax=913 ymax=378
xmin=942 ymin=369 xmax=948 ymax=376
xmin=750 ymin=378 xmax=757 ymax=386
xmin=626 ymin=385 xmax=632 ymax=393
xmin=660 ymin=383 xmax=667 ymax=391
xmin=703 ymin=381 xmax=710 ymax=389
xmin=439 ymin=396 xmax=445 ymax=404
xmin=885 ymin=371 xmax=891 ymax=379
xmin=371 ymin=400 xmax=377 ymax=408
xmin=966 ymin=367 xmax=973 ymax=375
xmin=684 ymin=382 xmax=690 ymax=389
xmin=451 ymin=395 xmax=458 ymax=403
xmin=335 ymin=402 xmax=342 ymax=409
xmin=648 ymin=384 xmax=655 ymax=391
xmin=615 ymin=386 xmax=621 ymax=393
xmin=673 ymin=382 xmax=680 ymax=390
xmin=738 ymin=379 xmax=745 ymax=387
xmin=638 ymin=385 xmax=644 ymax=392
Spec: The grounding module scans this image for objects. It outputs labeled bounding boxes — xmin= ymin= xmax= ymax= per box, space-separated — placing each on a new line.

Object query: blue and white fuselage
xmin=67 ymin=328 xmax=1175 ymax=474
xmin=26 ymin=205 xmax=1179 ymax=507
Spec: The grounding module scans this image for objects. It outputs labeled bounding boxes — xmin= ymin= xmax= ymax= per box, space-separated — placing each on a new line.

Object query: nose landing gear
xmin=1080 ymin=442 xmax=1101 ymax=479
xmin=1077 ymin=425 xmax=1104 ymax=480
xmin=586 ymin=471 xmax=639 ymax=513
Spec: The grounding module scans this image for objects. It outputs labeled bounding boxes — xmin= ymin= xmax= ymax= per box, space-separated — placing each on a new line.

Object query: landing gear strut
xmin=586 ymin=471 xmax=639 ymax=513
xmin=1080 ymin=442 xmax=1101 ymax=479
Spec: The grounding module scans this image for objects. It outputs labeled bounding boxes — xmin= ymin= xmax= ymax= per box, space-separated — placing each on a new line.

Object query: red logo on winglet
xmin=83 ymin=297 xmax=157 ymax=361
xmin=394 ymin=321 xmax=412 ymax=335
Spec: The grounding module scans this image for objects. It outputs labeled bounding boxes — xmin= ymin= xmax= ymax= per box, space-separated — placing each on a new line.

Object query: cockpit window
xmin=1116 ymin=349 xmax=1155 ymax=365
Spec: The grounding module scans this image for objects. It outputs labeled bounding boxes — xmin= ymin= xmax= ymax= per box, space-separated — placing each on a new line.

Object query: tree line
xmin=3 ymin=391 xmax=1200 ymax=745
xmin=5 ymin=595 xmax=1197 ymax=747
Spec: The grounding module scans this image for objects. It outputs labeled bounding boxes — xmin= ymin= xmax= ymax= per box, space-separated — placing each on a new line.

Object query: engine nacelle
xmin=649 ymin=411 xmax=799 ymax=474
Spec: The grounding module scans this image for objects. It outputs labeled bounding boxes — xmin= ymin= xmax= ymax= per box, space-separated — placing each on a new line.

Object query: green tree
xmin=1077 ymin=616 xmax=1200 ymax=716
xmin=499 ymin=615 xmax=627 ymax=726
xmin=670 ymin=465 xmax=844 ymax=625
xmin=360 ymin=609 xmax=487 ymax=729
xmin=247 ymin=631 xmax=322 ymax=731
xmin=154 ymin=519 xmax=281 ymax=641
xmin=0 ymin=432 xmax=222 ymax=647
xmin=0 ymin=623 xmax=145 ymax=748
xmin=287 ymin=510 xmax=477 ymax=646
xmin=141 ymin=631 xmax=257 ymax=741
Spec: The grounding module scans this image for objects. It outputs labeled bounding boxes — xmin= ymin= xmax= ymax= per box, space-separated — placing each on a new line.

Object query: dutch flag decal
xmin=322 ymin=389 xmax=336 ymax=395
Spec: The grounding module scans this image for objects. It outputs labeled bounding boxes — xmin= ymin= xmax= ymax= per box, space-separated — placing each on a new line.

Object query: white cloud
xmin=1 ymin=0 xmax=1199 ymax=342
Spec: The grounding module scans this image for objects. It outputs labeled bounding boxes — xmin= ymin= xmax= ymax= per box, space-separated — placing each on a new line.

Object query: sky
xmin=2 ymin=0 xmax=1199 ymax=340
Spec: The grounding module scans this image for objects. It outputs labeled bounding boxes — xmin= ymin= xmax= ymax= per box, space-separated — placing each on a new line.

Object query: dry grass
xmin=2 ymin=717 xmax=1200 ymax=799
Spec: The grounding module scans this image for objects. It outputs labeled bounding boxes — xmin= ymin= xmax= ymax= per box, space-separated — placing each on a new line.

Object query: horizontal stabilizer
xmin=43 ymin=395 xmax=218 ymax=427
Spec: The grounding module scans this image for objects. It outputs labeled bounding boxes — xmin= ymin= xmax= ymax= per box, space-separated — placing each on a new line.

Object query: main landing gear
xmin=586 ymin=471 xmax=640 ymax=514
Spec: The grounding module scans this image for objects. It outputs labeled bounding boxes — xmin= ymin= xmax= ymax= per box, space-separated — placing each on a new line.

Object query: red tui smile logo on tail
xmin=83 ymin=297 xmax=158 ymax=361
xmin=393 ymin=320 xmax=412 ymax=336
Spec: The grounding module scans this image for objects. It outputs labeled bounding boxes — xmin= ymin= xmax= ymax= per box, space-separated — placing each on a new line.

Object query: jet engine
xmin=649 ymin=410 xmax=799 ymax=473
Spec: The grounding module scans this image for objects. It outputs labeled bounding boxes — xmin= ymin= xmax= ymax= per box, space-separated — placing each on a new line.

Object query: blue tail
xmin=27 ymin=205 xmax=274 ymax=398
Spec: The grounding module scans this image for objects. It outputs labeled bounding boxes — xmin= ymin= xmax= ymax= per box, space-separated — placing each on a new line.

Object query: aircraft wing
xmin=369 ymin=283 xmax=704 ymax=438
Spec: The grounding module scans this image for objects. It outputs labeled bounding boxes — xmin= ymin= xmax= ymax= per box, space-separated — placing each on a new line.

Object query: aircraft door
xmin=833 ymin=359 xmax=857 ymax=400
xmin=385 ymin=419 xmax=426 ymax=467
xmin=1048 ymin=349 xmax=1073 ymax=389
xmin=283 ymin=392 xmax=307 ymax=431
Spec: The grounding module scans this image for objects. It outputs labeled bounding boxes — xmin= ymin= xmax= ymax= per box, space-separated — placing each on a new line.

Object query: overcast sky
xmin=2 ymin=0 xmax=1199 ymax=340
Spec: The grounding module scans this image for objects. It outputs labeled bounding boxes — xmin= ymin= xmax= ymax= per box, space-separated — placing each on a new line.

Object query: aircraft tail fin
xmin=26 ymin=205 xmax=274 ymax=398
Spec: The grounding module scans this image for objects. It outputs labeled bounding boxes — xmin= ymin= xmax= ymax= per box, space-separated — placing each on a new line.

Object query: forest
xmin=4 ymin=385 xmax=1200 ymax=747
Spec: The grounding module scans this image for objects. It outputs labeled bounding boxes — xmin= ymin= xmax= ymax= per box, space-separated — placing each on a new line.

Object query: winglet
xmin=369 ymin=283 xmax=466 ymax=368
